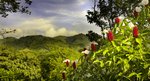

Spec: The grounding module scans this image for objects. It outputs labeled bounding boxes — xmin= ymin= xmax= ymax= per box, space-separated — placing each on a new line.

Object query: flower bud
xmin=91 ymin=43 xmax=96 ymax=51
xmin=107 ymin=31 xmax=114 ymax=42
xmin=115 ymin=16 xmax=125 ymax=24
xmin=72 ymin=61 xmax=77 ymax=69
xmin=115 ymin=17 xmax=120 ymax=24
xmin=62 ymin=71 xmax=66 ymax=80
xmin=133 ymin=10 xmax=139 ymax=17
xmin=133 ymin=26 xmax=138 ymax=38
xmin=63 ymin=59 xmax=70 ymax=67
xmin=90 ymin=41 xmax=98 ymax=51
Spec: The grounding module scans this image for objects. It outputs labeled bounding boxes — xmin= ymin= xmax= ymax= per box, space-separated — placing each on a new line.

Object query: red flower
xmin=62 ymin=71 xmax=66 ymax=80
xmin=107 ymin=31 xmax=114 ymax=42
xmin=90 ymin=41 xmax=98 ymax=51
xmin=91 ymin=43 xmax=96 ymax=51
xmin=115 ymin=17 xmax=120 ymax=24
xmin=72 ymin=61 xmax=77 ymax=69
xmin=133 ymin=10 xmax=139 ymax=18
xmin=133 ymin=26 xmax=138 ymax=38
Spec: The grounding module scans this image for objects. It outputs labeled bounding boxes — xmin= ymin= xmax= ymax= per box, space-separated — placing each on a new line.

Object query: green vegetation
xmin=0 ymin=34 xmax=90 ymax=80
xmin=65 ymin=2 xmax=150 ymax=81
xmin=0 ymin=0 xmax=149 ymax=81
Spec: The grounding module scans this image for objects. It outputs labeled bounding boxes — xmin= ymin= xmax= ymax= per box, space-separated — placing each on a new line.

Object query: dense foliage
xmin=86 ymin=0 xmax=149 ymax=38
xmin=64 ymin=1 xmax=150 ymax=81
xmin=0 ymin=0 xmax=149 ymax=81
xmin=0 ymin=34 xmax=89 ymax=81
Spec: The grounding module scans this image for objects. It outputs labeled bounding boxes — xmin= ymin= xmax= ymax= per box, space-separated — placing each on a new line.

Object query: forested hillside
xmin=0 ymin=34 xmax=90 ymax=80
xmin=0 ymin=33 xmax=90 ymax=49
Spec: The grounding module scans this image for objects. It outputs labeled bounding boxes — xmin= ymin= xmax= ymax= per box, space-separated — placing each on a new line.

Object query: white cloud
xmin=0 ymin=0 xmax=101 ymax=38
xmin=77 ymin=0 xmax=87 ymax=5
xmin=5 ymin=18 xmax=78 ymax=38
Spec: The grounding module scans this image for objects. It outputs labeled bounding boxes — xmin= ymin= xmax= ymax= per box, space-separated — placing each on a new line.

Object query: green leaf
xmin=100 ymin=61 xmax=104 ymax=67
xmin=113 ymin=56 xmax=116 ymax=63
xmin=144 ymin=64 xmax=150 ymax=69
xmin=93 ymin=59 xmax=99 ymax=64
xmin=122 ymin=38 xmax=130 ymax=44
xmin=127 ymin=55 xmax=134 ymax=61
xmin=118 ymin=72 xmax=123 ymax=77
xmin=95 ymin=49 xmax=103 ymax=54
xmin=92 ymin=52 xmax=97 ymax=60
xmin=124 ymin=42 xmax=131 ymax=45
xmin=116 ymin=46 xmax=121 ymax=52
xmin=106 ymin=61 xmax=112 ymax=66
xmin=135 ymin=38 xmax=142 ymax=45
xmin=141 ymin=33 xmax=148 ymax=36
xmin=137 ymin=73 xmax=142 ymax=79
xmin=116 ymin=60 xmax=122 ymax=65
xmin=142 ymin=30 xmax=150 ymax=33
xmin=111 ymin=41 xmax=116 ymax=47
xmin=122 ymin=46 xmax=129 ymax=52
xmin=93 ymin=60 xmax=104 ymax=67
xmin=128 ymin=72 xmax=137 ymax=78
xmin=103 ymin=49 xmax=109 ymax=56
xmin=123 ymin=59 xmax=130 ymax=72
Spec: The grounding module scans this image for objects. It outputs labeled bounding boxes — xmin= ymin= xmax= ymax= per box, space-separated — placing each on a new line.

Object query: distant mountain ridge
xmin=0 ymin=33 xmax=90 ymax=49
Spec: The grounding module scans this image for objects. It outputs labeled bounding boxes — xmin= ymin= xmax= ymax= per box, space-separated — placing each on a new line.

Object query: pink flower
xmin=63 ymin=59 xmax=70 ymax=67
xmin=133 ymin=26 xmax=138 ymax=38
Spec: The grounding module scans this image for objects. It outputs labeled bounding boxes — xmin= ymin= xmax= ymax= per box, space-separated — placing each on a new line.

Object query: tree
xmin=0 ymin=0 xmax=32 ymax=17
xmin=86 ymin=0 xmax=141 ymax=38
xmin=86 ymin=30 xmax=102 ymax=42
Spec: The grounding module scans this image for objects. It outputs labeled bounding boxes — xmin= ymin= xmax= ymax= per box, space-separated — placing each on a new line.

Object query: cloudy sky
xmin=0 ymin=0 xmax=101 ymax=38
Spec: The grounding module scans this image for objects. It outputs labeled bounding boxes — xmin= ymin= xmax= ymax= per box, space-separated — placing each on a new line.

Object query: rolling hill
xmin=0 ymin=33 xmax=90 ymax=50
xmin=0 ymin=33 xmax=90 ymax=80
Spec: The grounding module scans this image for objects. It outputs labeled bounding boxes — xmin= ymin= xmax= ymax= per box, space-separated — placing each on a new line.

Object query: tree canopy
xmin=0 ymin=0 xmax=32 ymax=17
xmin=86 ymin=0 xmax=141 ymax=31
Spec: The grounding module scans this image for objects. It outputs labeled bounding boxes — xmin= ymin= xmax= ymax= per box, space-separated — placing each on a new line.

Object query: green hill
xmin=1 ymin=33 xmax=90 ymax=49
xmin=0 ymin=33 xmax=90 ymax=80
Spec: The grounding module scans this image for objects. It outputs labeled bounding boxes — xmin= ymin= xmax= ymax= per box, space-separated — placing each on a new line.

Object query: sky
xmin=0 ymin=0 xmax=101 ymax=38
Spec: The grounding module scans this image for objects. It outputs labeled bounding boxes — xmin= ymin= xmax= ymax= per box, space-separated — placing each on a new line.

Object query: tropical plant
xmin=64 ymin=1 xmax=150 ymax=81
